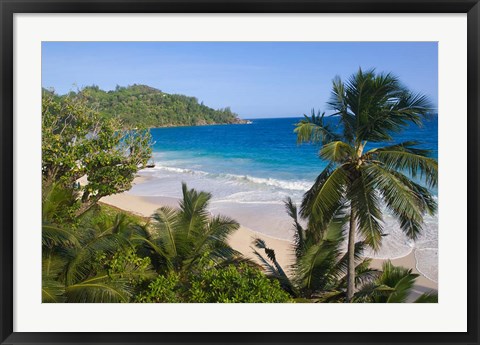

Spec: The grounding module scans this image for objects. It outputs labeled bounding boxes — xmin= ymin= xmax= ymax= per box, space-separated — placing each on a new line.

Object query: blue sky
xmin=42 ymin=42 xmax=438 ymax=119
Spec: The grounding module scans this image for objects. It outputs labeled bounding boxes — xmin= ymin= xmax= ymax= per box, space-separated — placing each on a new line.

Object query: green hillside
xmin=48 ymin=84 xmax=247 ymax=128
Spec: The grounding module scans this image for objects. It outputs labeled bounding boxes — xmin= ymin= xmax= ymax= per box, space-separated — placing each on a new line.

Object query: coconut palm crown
xmin=294 ymin=68 xmax=438 ymax=302
xmin=137 ymin=182 xmax=245 ymax=274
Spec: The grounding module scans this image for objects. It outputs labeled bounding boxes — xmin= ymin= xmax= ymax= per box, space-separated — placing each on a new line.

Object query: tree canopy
xmin=42 ymin=92 xmax=152 ymax=218
xmin=45 ymin=84 xmax=247 ymax=128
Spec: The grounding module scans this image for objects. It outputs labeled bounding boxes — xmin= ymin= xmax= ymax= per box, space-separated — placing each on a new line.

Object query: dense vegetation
xmin=45 ymin=84 xmax=247 ymax=128
xmin=42 ymin=69 xmax=438 ymax=303
xmin=42 ymin=184 xmax=290 ymax=303
xmin=136 ymin=263 xmax=290 ymax=303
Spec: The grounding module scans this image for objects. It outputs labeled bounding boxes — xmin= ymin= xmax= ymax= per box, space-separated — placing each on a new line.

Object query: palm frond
xmin=300 ymin=163 xmax=333 ymax=217
xmin=339 ymin=69 xmax=432 ymax=143
xmin=330 ymin=242 xmax=367 ymax=284
xmin=42 ymin=254 xmax=68 ymax=303
xmin=284 ymin=197 xmax=306 ymax=258
xmin=294 ymin=109 xmax=340 ymax=145
xmin=178 ymin=182 xmax=211 ymax=238
xmin=131 ymin=235 xmax=174 ymax=272
xmin=389 ymin=172 xmax=437 ymax=216
xmin=349 ymin=166 xmax=384 ymax=250
xmin=42 ymin=279 xmax=66 ymax=303
xmin=151 ymin=206 xmax=180 ymax=257
xmin=371 ymin=149 xmax=438 ymax=188
xmin=414 ymin=291 xmax=438 ymax=303
xmin=352 ymin=283 xmax=395 ymax=302
xmin=394 ymin=91 xmax=433 ymax=122
xmin=385 ymin=273 xmax=418 ymax=303
xmin=364 ymin=164 xmax=428 ymax=240
xmin=252 ymin=238 xmax=295 ymax=295
xmin=252 ymin=247 xmax=280 ymax=276
xmin=184 ymin=216 xmax=239 ymax=267
xmin=65 ymin=233 xmax=130 ymax=285
xmin=42 ymin=223 xmax=80 ymax=248
xmin=327 ymin=76 xmax=355 ymax=142
xmin=205 ymin=215 xmax=239 ymax=243
xmin=65 ymin=278 xmax=132 ymax=303
xmin=366 ymin=141 xmax=431 ymax=157
xmin=301 ymin=166 xmax=348 ymax=226
xmin=353 ymin=259 xmax=381 ymax=288
xmin=208 ymin=241 xmax=243 ymax=263
xmin=42 ymin=182 xmax=79 ymax=223
xmin=295 ymin=239 xmax=341 ymax=292
xmin=319 ymin=141 xmax=355 ymax=163
xmin=378 ymin=261 xmax=419 ymax=303
xmin=313 ymin=289 xmax=344 ymax=303
xmin=253 ymin=238 xmax=288 ymax=278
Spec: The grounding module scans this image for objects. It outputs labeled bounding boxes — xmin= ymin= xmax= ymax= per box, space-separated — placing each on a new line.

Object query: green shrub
xmin=135 ymin=273 xmax=182 ymax=303
xmin=189 ymin=263 xmax=291 ymax=303
xmin=136 ymin=263 xmax=292 ymax=303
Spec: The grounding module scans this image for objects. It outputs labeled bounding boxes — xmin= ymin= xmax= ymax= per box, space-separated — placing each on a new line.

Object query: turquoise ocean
xmin=130 ymin=116 xmax=438 ymax=281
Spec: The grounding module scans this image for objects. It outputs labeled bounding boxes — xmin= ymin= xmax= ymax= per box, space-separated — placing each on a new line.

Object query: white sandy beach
xmin=101 ymin=178 xmax=438 ymax=300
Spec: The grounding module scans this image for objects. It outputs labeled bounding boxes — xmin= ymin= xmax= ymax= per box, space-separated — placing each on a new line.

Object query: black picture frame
xmin=1 ymin=1 xmax=479 ymax=344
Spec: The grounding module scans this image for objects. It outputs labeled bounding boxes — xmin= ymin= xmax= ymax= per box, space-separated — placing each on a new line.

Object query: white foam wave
xmin=242 ymin=175 xmax=312 ymax=191
xmin=147 ymin=165 xmax=312 ymax=192
xmin=415 ymin=248 xmax=438 ymax=282
xmin=212 ymin=191 xmax=287 ymax=205
xmin=150 ymin=165 xmax=209 ymax=175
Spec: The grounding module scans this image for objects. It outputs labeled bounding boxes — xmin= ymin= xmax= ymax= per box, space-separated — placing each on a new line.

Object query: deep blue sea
xmin=131 ymin=116 xmax=438 ymax=281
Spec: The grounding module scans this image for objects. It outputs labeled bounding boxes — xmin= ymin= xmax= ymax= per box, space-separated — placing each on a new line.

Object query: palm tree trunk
xmin=346 ymin=207 xmax=356 ymax=302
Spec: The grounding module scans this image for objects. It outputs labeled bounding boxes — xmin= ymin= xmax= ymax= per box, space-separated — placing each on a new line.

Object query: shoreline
xmin=100 ymin=192 xmax=296 ymax=270
xmin=146 ymin=119 xmax=251 ymax=130
xmin=101 ymin=184 xmax=438 ymax=298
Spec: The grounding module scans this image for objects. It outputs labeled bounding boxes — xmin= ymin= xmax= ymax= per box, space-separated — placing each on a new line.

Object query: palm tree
xmin=136 ymin=182 xmax=245 ymax=274
xmin=254 ymin=199 xmax=437 ymax=303
xmin=295 ymin=69 xmax=437 ymax=302
xmin=253 ymin=198 xmax=380 ymax=302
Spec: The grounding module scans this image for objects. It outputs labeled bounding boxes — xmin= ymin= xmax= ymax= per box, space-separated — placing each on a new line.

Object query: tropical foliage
xmin=42 ymin=183 xmax=290 ymax=303
xmin=42 ymin=185 xmax=156 ymax=303
xmin=42 ymin=92 xmax=152 ymax=217
xmin=294 ymin=69 xmax=437 ymax=301
xmin=42 ymin=68 xmax=438 ymax=304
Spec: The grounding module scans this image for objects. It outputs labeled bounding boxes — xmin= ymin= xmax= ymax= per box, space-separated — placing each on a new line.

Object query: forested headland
xmin=43 ymin=84 xmax=248 ymax=128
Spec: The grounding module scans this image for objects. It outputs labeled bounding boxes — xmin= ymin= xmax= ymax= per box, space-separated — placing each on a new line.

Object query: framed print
xmin=1 ymin=0 xmax=479 ymax=344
